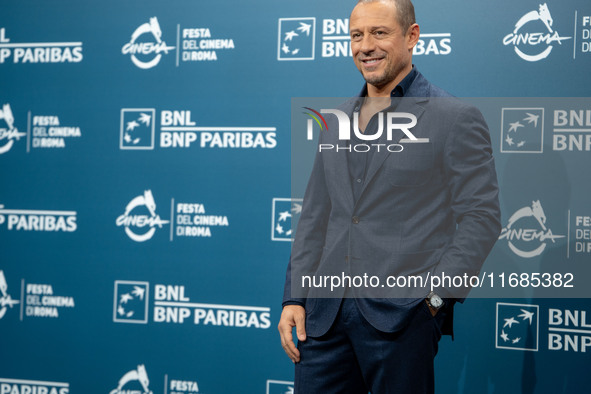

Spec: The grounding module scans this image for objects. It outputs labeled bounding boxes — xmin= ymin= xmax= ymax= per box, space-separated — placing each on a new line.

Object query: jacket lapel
xmin=359 ymin=95 xmax=428 ymax=200
xmin=322 ymin=98 xmax=359 ymax=211
xmin=324 ymin=71 xmax=432 ymax=210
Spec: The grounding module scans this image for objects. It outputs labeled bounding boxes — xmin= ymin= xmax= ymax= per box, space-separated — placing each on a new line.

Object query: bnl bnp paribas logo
xmin=503 ymin=3 xmax=571 ymax=62
xmin=114 ymin=281 xmax=149 ymax=323
xmin=0 ymin=203 xmax=77 ymax=233
xmin=120 ymin=109 xmax=155 ymax=149
xmin=122 ymin=17 xmax=175 ymax=69
xmin=498 ymin=200 xmax=565 ymax=258
xmin=0 ymin=103 xmax=26 ymax=154
xmin=277 ymin=18 xmax=315 ymax=60
xmin=120 ymin=108 xmax=277 ymax=150
xmin=0 ymin=27 xmax=82 ymax=64
xmin=500 ymin=108 xmax=544 ymax=153
xmin=114 ymin=281 xmax=271 ymax=329
xmin=0 ymin=378 xmax=69 ymax=394
xmin=496 ymin=303 xmax=591 ymax=353
xmin=501 ymin=105 xmax=591 ymax=153
xmin=271 ymin=198 xmax=303 ymax=242
xmin=496 ymin=303 xmax=539 ymax=351
xmin=277 ymin=17 xmax=451 ymax=61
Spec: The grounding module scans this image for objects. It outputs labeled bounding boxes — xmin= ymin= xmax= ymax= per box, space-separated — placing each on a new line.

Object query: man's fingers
xmin=278 ymin=319 xmax=299 ymax=362
xmin=279 ymin=324 xmax=300 ymax=363
xmin=278 ymin=305 xmax=306 ymax=363
xmin=294 ymin=310 xmax=307 ymax=341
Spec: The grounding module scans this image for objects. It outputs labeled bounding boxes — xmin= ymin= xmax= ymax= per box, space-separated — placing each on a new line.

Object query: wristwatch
xmin=426 ymin=291 xmax=444 ymax=310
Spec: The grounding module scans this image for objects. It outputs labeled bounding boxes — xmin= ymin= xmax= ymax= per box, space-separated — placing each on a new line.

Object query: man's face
xmin=349 ymin=1 xmax=414 ymax=89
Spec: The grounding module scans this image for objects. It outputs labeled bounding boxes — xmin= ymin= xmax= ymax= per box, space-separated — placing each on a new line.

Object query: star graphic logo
xmin=127 ymin=120 xmax=139 ymax=131
xmin=496 ymin=303 xmax=539 ymax=351
xmin=500 ymin=330 xmax=509 ymax=342
xmin=284 ymin=30 xmax=298 ymax=41
xmin=519 ymin=309 xmax=534 ymax=324
xmin=508 ymin=121 xmax=524 ymax=133
xmin=297 ymin=22 xmax=312 ymax=36
xmin=277 ymin=18 xmax=315 ymax=61
xmin=500 ymin=108 xmax=544 ymax=153
xmin=503 ymin=316 xmax=519 ymax=328
xmin=272 ymin=198 xmax=303 ymax=241
xmin=113 ymin=281 xmax=150 ymax=324
xmin=524 ymin=113 xmax=539 ymax=127
xmin=120 ymin=109 xmax=156 ymax=150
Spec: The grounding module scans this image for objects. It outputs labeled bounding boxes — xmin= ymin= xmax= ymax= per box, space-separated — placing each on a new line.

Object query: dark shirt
xmin=283 ymin=67 xmax=418 ymax=307
xmin=348 ymin=67 xmax=418 ymax=203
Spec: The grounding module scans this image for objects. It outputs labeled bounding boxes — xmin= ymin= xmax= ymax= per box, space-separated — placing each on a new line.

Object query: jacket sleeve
xmin=432 ymin=103 xmax=502 ymax=300
xmin=282 ymin=136 xmax=332 ymax=307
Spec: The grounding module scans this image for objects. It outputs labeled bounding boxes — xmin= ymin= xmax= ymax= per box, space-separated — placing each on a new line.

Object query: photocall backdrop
xmin=1 ymin=0 xmax=590 ymax=393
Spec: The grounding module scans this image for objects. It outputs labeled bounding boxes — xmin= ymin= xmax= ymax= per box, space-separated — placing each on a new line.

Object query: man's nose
xmin=359 ymin=33 xmax=377 ymax=53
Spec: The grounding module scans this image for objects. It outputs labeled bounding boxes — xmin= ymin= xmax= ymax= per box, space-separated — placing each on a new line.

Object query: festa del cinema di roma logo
xmin=0 ymin=103 xmax=26 ymax=154
xmin=116 ymin=190 xmax=169 ymax=242
xmin=109 ymin=364 xmax=201 ymax=394
xmin=498 ymin=200 xmax=565 ymax=258
xmin=503 ymin=3 xmax=571 ymax=62
xmin=0 ymin=270 xmax=20 ymax=319
xmin=122 ymin=17 xmax=175 ymax=69
xmin=110 ymin=364 xmax=152 ymax=394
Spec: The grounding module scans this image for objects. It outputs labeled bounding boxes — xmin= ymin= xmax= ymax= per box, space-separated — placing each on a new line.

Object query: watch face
xmin=430 ymin=294 xmax=443 ymax=308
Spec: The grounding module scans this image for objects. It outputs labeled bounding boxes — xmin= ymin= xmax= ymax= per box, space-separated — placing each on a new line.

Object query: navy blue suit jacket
xmin=283 ymin=71 xmax=501 ymax=337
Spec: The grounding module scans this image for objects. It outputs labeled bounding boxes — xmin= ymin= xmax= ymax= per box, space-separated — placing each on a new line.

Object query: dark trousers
xmin=294 ymin=298 xmax=446 ymax=394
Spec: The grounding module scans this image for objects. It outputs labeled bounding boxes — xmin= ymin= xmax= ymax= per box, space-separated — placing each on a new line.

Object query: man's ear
xmin=407 ymin=23 xmax=420 ymax=50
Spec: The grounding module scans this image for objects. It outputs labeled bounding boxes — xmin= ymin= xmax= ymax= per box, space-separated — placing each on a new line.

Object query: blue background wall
xmin=1 ymin=0 xmax=590 ymax=393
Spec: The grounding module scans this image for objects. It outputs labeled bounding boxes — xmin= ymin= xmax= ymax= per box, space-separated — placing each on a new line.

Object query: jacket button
xmin=352 ymin=216 xmax=360 ymax=224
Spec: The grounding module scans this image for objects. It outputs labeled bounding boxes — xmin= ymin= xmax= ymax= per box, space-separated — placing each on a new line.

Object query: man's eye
xmin=374 ymin=31 xmax=385 ymax=36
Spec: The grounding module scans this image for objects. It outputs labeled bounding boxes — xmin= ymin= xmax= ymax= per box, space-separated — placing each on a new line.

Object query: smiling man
xmin=278 ymin=1 xmax=501 ymax=393
xmin=350 ymin=0 xmax=416 ymax=96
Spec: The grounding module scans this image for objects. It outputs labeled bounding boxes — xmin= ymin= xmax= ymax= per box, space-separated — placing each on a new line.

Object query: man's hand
xmin=426 ymin=300 xmax=439 ymax=317
xmin=278 ymin=305 xmax=306 ymax=363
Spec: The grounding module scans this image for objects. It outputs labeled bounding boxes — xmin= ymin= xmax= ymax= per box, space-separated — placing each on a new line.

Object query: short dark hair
xmin=357 ymin=0 xmax=416 ymax=32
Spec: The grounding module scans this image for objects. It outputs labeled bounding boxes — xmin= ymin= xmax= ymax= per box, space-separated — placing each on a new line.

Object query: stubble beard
xmin=359 ymin=60 xmax=402 ymax=90
xmin=362 ymin=70 xmax=393 ymax=89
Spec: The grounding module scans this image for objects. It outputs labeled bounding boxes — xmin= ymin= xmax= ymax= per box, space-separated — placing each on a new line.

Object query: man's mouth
xmin=361 ymin=57 xmax=384 ymax=68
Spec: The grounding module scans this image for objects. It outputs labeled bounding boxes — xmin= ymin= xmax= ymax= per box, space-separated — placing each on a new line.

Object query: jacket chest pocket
xmin=384 ymin=142 xmax=434 ymax=187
